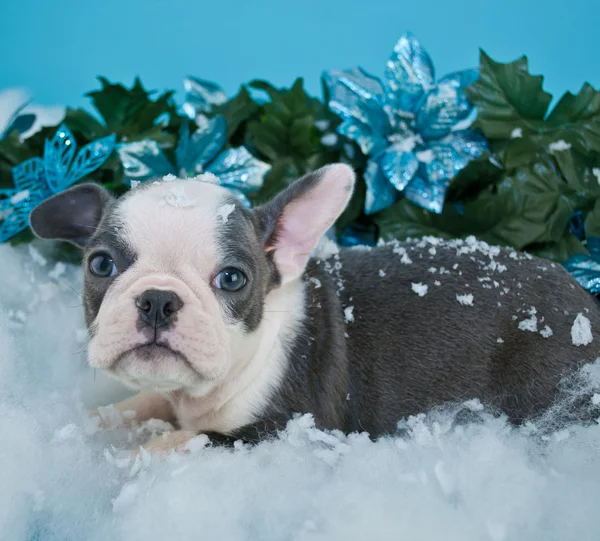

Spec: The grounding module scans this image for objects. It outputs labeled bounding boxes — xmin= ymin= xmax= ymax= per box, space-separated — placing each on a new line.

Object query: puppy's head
xmin=29 ymin=165 xmax=354 ymax=393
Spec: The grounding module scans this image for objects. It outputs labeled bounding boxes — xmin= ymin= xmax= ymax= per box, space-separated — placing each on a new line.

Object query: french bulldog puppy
xmin=29 ymin=164 xmax=600 ymax=454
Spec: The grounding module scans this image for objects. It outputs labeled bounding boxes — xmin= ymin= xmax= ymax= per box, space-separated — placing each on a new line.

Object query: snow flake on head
xmin=160 ymin=185 xmax=197 ymax=208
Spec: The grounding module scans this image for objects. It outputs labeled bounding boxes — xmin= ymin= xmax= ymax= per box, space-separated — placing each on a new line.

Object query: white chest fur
xmin=169 ymin=279 xmax=307 ymax=434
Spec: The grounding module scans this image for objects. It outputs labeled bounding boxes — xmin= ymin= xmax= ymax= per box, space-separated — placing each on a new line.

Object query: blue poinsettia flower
xmin=118 ymin=115 xmax=270 ymax=207
xmin=323 ymin=33 xmax=489 ymax=214
xmin=0 ymin=124 xmax=115 ymax=243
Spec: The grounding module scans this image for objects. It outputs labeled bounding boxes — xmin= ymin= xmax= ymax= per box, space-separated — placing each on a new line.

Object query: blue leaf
xmin=176 ymin=116 xmax=227 ymax=176
xmin=383 ymin=33 xmax=435 ymax=115
xmin=11 ymin=157 xmax=45 ymax=192
xmin=563 ymin=237 xmax=600 ymax=294
xmin=118 ymin=140 xmax=176 ymax=184
xmin=404 ymin=131 xmax=488 ymax=213
xmin=364 ymin=158 xmax=399 ymax=215
xmin=182 ymin=76 xmax=227 ymax=119
xmin=323 ymin=68 xmax=391 ymax=155
xmin=44 ymin=124 xmax=77 ymax=193
xmin=206 ymin=147 xmax=269 ymax=194
xmin=380 ymin=144 xmax=420 ymax=191
xmin=65 ymin=134 xmax=116 ymax=188
xmin=415 ymin=69 xmax=479 ymax=140
xmin=0 ymin=186 xmax=47 ymax=243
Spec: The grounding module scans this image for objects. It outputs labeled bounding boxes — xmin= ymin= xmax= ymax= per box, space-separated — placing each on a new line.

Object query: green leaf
xmin=544 ymin=83 xmax=600 ymax=154
xmin=445 ymin=153 xmax=503 ymax=202
xmin=248 ymin=78 xmax=318 ymax=162
xmin=84 ymin=77 xmax=178 ymax=143
xmin=528 ymin=231 xmax=587 ymax=263
xmin=584 ymin=198 xmax=600 ymax=237
xmin=249 ymin=158 xmax=298 ymax=205
xmin=466 ymin=50 xmax=552 ymax=139
xmin=374 ymin=199 xmax=453 ymax=241
xmin=213 ymin=86 xmax=260 ymax=139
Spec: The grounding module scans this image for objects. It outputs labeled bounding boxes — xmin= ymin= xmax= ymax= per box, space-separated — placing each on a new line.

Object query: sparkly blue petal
xmin=403 ymin=174 xmax=446 ymax=214
xmin=380 ymin=144 xmax=419 ymax=191
xmin=44 ymin=124 xmax=76 ymax=193
xmin=176 ymin=116 xmax=227 ymax=176
xmin=563 ymin=237 xmax=600 ymax=294
xmin=182 ymin=76 xmax=227 ymax=119
xmin=383 ymin=33 xmax=435 ymax=115
xmin=415 ymin=69 xmax=480 ymax=140
xmin=0 ymin=186 xmax=47 ymax=243
xmin=206 ymin=147 xmax=269 ymax=194
xmin=11 ymin=157 xmax=45 ymax=192
xmin=323 ymin=68 xmax=391 ymax=155
xmin=65 ymin=134 xmax=116 ymax=188
xmin=404 ymin=131 xmax=488 ymax=213
xmin=118 ymin=140 xmax=176 ymax=184
xmin=364 ymin=158 xmax=398 ymax=215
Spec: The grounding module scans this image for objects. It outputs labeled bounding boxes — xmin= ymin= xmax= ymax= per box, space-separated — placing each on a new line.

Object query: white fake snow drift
xmin=1 ymin=242 xmax=600 ymax=541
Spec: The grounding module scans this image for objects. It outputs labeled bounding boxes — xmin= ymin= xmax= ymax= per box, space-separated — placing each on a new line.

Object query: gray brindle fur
xmin=29 ymin=164 xmax=600 ymax=452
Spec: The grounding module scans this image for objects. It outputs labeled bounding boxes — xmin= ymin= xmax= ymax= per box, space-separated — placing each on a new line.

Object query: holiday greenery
xmin=1 ymin=34 xmax=599 ymax=292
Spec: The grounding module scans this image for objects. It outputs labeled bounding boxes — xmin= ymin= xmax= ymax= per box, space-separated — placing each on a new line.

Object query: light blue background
xmin=1 ymin=0 xmax=599 ymax=109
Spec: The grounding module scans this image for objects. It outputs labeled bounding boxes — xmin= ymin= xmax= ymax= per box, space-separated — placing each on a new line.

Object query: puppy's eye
xmin=89 ymin=253 xmax=117 ymax=278
xmin=214 ymin=268 xmax=247 ymax=292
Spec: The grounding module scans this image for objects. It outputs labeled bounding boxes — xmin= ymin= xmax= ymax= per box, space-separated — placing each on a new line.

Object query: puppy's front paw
xmin=139 ymin=430 xmax=207 ymax=459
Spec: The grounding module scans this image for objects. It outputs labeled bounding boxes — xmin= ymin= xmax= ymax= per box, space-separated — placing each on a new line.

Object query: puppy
xmin=29 ymin=164 xmax=600 ymax=454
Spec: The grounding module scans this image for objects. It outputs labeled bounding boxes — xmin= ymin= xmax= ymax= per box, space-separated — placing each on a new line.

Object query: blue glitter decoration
xmin=182 ymin=77 xmax=227 ymax=120
xmin=118 ymin=115 xmax=270 ymax=207
xmin=0 ymin=124 xmax=115 ymax=243
xmin=323 ymin=33 xmax=489 ymax=215
xmin=563 ymin=236 xmax=600 ymax=295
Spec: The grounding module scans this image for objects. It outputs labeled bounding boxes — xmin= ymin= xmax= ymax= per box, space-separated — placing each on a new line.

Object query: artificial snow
xmin=510 ymin=127 xmax=523 ymax=138
xmin=593 ymin=167 xmax=600 ymax=184
xmin=343 ymin=306 xmax=354 ymax=323
xmin=378 ymin=269 xmax=386 ymax=277
xmin=548 ymin=140 xmax=572 ymax=152
xmin=518 ymin=308 xmax=538 ymax=333
xmin=411 ymin=283 xmax=428 ymax=297
xmin=571 ymin=313 xmax=593 ymax=346
xmin=309 ymin=277 xmax=322 ymax=289
xmin=217 ymin=203 xmax=236 ymax=224
xmin=540 ymin=326 xmax=553 ymax=339
xmin=456 ymin=293 xmax=474 ymax=306
xmin=161 ymin=186 xmax=196 ymax=208
xmin=1 ymin=244 xmax=600 ymax=540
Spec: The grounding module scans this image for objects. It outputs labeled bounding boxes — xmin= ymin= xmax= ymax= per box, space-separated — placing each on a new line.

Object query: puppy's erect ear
xmin=254 ymin=163 xmax=355 ymax=283
xmin=29 ymin=184 xmax=113 ymax=248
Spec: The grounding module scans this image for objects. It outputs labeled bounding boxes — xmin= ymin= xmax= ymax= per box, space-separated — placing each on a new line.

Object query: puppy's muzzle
xmin=135 ymin=289 xmax=183 ymax=329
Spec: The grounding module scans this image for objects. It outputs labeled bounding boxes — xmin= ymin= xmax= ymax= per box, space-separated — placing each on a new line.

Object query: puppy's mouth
xmin=114 ymin=341 xmax=188 ymax=365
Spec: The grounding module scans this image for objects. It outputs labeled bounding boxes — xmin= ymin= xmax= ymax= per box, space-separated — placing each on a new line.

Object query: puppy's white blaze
xmin=171 ymin=279 xmax=307 ymax=434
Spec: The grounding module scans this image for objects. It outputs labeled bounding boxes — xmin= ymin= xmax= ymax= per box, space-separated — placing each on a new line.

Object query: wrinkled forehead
xmin=93 ymin=180 xmax=257 ymax=274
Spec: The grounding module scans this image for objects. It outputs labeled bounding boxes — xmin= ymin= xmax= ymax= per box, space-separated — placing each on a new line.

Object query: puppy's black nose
xmin=135 ymin=290 xmax=182 ymax=329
